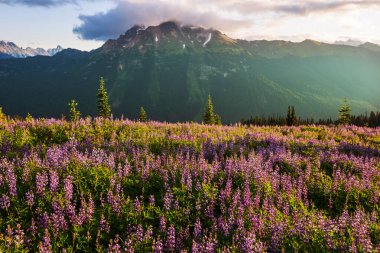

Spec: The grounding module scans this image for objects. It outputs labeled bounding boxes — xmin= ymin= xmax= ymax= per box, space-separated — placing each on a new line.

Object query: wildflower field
xmin=0 ymin=118 xmax=379 ymax=252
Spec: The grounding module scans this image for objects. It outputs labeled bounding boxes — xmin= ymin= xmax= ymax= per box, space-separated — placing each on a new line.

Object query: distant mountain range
xmin=0 ymin=21 xmax=379 ymax=122
xmin=0 ymin=41 xmax=63 ymax=58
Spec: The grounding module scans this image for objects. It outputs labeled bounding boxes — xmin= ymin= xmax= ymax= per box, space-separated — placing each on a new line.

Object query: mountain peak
xmin=0 ymin=40 xmax=63 ymax=58
xmin=301 ymin=39 xmax=323 ymax=46
xmin=359 ymin=42 xmax=380 ymax=52
xmin=101 ymin=21 xmax=236 ymax=52
xmin=157 ymin=20 xmax=181 ymax=31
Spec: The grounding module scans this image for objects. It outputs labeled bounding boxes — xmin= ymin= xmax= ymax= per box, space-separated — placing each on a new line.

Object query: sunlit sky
xmin=1 ymin=0 xmax=379 ymax=51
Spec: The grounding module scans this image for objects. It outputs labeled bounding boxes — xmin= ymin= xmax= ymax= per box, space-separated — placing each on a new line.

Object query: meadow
xmin=0 ymin=117 xmax=379 ymax=252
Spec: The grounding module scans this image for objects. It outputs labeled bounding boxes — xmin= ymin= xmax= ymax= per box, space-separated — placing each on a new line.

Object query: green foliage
xmin=0 ymin=117 xmax=378 ymax=251
xmin=0 ymin=107 xmax=6 ymax=122
xmin=0 ymin=39 xmax=380 ymax=122
xmin=68 ymin=99 xmax=81 ymax=122
xmin=97 ymin=77 xmax=111 ymax=119
xmin=203 ymin=95 xmax=215 ymax=125
xmin=139 ymin=107 xmax=147 ymax=122
xmin=338 ymin=98 xmax=352 ymax=125
xmin=286 ymin=106 xmax=297 ymax=126
xmin=214 ymin=114 xmax=222 ymax=125
xmin=25 ymin=113 xmax=33 ymax=122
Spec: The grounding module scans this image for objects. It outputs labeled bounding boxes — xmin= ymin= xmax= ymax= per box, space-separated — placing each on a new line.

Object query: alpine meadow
xmin=0 ymin=1 xmax=380 ymax=252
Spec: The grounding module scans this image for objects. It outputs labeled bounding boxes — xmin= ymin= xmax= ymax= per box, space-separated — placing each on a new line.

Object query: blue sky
xmin=1 ymin=0 xmax=380 ymax=50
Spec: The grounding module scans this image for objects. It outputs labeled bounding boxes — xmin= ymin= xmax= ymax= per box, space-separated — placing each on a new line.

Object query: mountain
xmin=334 ymin=39 xmax=364 ymax=47
xmin=359 ymin=42 xmax=380 ymax=52
xmin=0 ymin=41 xmax=63 ymax=58
xmin=0 ymin=21 xmax=379 ymax=122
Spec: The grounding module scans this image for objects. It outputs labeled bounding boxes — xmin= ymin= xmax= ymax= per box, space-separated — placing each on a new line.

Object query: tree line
xmin=68 ymin=77 xmax=222 ymax=125
xmin=1 ymin=77 xmax=378 ymax=127
xmin=242 ymin=98 xmax=380 ymax=127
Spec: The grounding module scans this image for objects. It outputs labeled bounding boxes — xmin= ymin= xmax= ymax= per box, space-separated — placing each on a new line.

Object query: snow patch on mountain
xmin=203 ymin=33 xmax=212 ymax=47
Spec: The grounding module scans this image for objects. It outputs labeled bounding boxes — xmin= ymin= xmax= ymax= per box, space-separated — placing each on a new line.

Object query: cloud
xmin=73 ymin=1 xmax=253 ymax=41
xmin=0 ymin=0 xmax=78 ymax=7
xmin=226 ymin=0 xmax=380 ymax=16
xmin=70 ymin=0 xmax=380 ymax=42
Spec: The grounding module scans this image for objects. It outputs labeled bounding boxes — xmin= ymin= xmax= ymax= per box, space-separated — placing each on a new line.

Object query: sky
xmin=1 ymin=0 xmax=380 ymax=51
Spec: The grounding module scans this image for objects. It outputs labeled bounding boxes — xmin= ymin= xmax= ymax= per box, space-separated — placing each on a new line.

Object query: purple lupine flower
xmin=134 ymin=197 xmax=141 ymax=213
xmin=165 ymin=225 xmax=176 ymax=252
xmin=65 ymin=203 xmax=76 ymax=225
xmin=40 ymin=211 xmax=50 ymax=229
xmin=36 ymin=172 xmax=48 ymax=196
xmin=107 ymin=235 xmax=121 ymax=253
xmin=192 ymin=240 xmax=200 ymax=253
xmin=38 ymin=229 xmax=51 ymax=253
xmin=159 ymin=216 xmax=166 ymax=233
xmin=63 ymin=175 xmax=74 ymax=202
xmin=153 ymin=239 xmax=163 ymax=253
xmin=29 ymin=218 xmax=37 ymax=236
xmin=193 ymin=217 xmax=202 ymax=240
xmin=49 ymin=170 xmax=59 ymax=192
xmin=25 ymin=191 xmax=34 ymax=207
xmin=144 ymin=225 xmax=153 ymax=241
xmin=99 ymin=214 xmax=110 ymax=233
xmin=163 ymin=191 xmax=173 ymax=211
xmin=0 ymin=194 xmax=10 ymax=210
xmin=135 ymin=224 xmax=144 ymax=243
xmin=149 ymin=195 xmax=155 ymax=207
xmin=123 ymin=238 xmax=134 ymax=253
xmin=86 ymin=195 xmax=94 ymax=220
xmin=6 ymin=167 xmax=17 ymax=196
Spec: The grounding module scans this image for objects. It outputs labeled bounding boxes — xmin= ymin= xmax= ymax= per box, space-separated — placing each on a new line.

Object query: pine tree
xmin=203 ymin=95 xmax=215 ymax=125
xmin=286 ymin=106 xmax=292 ymax=126
xmin=139 ymin=107 xmax=147 ymax=122
xmin=291 ymin=106 xmax=297 ymax=126
xmin=214 ymin=114 xmax=222 ymax=125
xmin=338 ymin=98 xmax=351 ymax=125
xmin=26 ymin=113 xmax=33 ymax=122
xmin=69 ymin=100 xmax=81 ymax=122
xmin=97 ymin=77 xmax=111 ymax=119
xmin=0 ymin=107 xmax=5 ymax=122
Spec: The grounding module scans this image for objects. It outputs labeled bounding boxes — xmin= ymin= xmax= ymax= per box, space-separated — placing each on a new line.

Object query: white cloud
xmin=73 ymin=0 xmax=252 ymax=40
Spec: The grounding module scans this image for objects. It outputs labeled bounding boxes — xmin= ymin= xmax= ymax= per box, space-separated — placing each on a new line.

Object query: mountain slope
xmin=0 ymin=22 xmax=379 ymax=122
xmin=0 ymin=41 xmax=63 ymax=58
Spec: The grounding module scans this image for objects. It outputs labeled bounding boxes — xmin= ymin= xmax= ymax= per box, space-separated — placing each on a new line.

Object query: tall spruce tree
xmin=338 ymin=98 xmax=351 ymax=125
xmin=97 ymin=77 xmax=111 ymax=118
xmin=69 ymin=100 xmax=81 ymax=122
xmin=286 ymin=106 xmax=297 ymax=126
xmin=139 ymin=107 xmax=147 ymax=122
xmin=203 ymin=95 xmax=215 ymax=125
xmin=291 ymin=106 xmax=297 ymax=126
xmin=286 ymin=106 xmax=292 ymax=126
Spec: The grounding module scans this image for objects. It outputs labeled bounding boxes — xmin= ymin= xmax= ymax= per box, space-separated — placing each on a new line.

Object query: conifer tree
xmin=0 ymin=107 xmax=6 ymax=122
xmin=69 ymin=100 xmax=81 ymax=122
xmin=139 ymin=107 xmax=147 ymax=122
xmin=26 ymin=113 xmax=32 ymax=122
xmin=286 ymin=106 xmax=292 ymax=126
xmin=214 ymin=114 xmax=222 ymax=125
xmin=203 ymin=95 xmax=215 ymax=125
xmin=338 ymin=98 xmax=351 ymax=125
xmin=97 ymin=77 xmax=111 ymax=119
xmin=0 ymin=107 xmax=7 ymax=122
xmin=291 ymin=106 xmax=297 ymax=126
